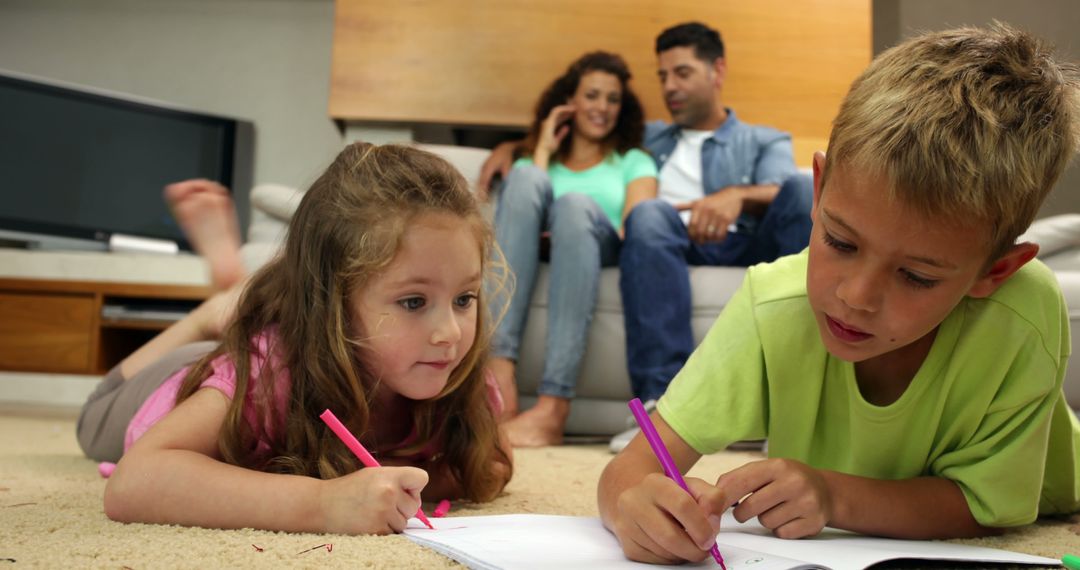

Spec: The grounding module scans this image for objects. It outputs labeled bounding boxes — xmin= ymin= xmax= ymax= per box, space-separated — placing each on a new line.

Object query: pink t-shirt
xmin=125 ymin=333 xmax=504 ymax=459
xmin=125 ymin=332 xmax=289 ymax=455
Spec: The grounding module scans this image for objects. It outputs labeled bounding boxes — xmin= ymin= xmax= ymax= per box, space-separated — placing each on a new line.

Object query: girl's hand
xmin=609 ymin=473 xmax=726 ymax=564
xmin=533 ymin=104 xmax=576 ymax=169
xmin=715 ymin=458 xmax=833 ymax=539
xmin=319 ymin=466 xmax=429 ymax=535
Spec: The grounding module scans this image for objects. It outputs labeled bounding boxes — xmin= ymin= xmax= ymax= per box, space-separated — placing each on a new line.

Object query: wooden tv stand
xmin=0 ymin=249 xmax=212 ymax=375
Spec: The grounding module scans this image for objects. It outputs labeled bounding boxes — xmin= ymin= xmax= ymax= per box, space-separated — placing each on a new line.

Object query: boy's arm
xmin=716 ymin=459 xmax=998 ymax=539
xmin=599 ymin=412 xmax=725 ymax=564
xmin=106 ymin=387 xmax=427 ymax=535
xmin=823 ymin=471 xmax=996 ymax=538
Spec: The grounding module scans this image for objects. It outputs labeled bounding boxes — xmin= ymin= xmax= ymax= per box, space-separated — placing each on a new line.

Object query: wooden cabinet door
xmin=0 ymin=292 xmax=96 ymax=373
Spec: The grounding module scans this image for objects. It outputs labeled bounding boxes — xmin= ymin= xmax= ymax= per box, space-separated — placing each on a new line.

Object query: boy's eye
xmin=901 ymin=270 xmax=939 ymax=290
xmin=455 ymin=293 xmax=478 ymax=309
xmin=822 ymin=232 xmax=855 ymax=253
xmin=398 ymin=297 xmax=425 ymax=311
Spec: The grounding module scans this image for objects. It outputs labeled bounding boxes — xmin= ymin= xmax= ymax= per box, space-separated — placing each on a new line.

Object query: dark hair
xmin=522 ymin=51 xmax=644 ymax=160
xmin=656 ymin=21 xmax=725 ymax=62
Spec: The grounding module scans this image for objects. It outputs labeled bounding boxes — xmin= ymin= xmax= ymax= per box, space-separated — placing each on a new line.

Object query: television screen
xmin=0 ymin=70 xmax=253 ymax=251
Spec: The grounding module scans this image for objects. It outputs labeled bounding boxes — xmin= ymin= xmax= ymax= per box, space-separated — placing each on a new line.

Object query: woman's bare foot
xmin=504 ymin=395 xmax=569 ymax=447
xmin=488 ymin=357 xmax=519 ymax=421
xmin=165 ymin=179 xmax=245 ymax=291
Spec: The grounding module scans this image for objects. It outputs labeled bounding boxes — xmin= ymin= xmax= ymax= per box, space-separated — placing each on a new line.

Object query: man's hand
xmin=715 ymin=458 xmax=833 ymax=539
xmin=675 ymin=189 xmax=744 ymax=244
xmin=477 ymin=140 xmax=520 ymax=198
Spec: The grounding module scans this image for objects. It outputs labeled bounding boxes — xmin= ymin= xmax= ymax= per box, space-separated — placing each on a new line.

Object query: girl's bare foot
xmin=165 ymin=179 xmax=245 ymax=291
xmin=504 ymin=395 xmax=569 ymax=447
xmin=488 ymin=357 xmax=519 ymax=421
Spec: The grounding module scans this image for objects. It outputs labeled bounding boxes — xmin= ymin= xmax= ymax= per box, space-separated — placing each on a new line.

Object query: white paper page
xmin=404 ymin=514 xmax=1059 ymax=570
xmin=405 ymin=514 xmax=808 ymax=570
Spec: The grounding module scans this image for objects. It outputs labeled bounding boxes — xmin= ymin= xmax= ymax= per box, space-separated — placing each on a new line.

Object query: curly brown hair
xmin=176 ymin=142 xmax=512 ymax=503
xmin=522 ymin=51 xmax=645 ymax=161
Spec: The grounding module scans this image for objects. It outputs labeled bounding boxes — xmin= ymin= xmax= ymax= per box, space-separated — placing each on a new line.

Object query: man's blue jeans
xmin=492 ymin=165 xmax=621 ymax=399
xmin=620 ymin=173 xmax=813 ymax=402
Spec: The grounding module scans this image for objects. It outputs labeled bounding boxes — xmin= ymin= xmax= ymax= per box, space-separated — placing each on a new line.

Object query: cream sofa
xmin=244 ymin=143 xmax=1080 ymax=435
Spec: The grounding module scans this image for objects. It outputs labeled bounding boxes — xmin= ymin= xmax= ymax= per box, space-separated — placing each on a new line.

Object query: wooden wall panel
xmin=330 ymin=0 xmax=871 ymax=166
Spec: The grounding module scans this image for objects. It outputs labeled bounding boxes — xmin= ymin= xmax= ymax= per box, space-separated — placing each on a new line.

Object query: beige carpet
xmin=1 ymin=408 xmax=1078 ymax=569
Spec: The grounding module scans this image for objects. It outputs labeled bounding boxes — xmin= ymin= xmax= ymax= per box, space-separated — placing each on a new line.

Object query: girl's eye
xmin=455 ymin=293 xmax=478 ymax=309
xmin=822 ymin=232 xmax=855 ymax=253
xmin=398 ymin=297 xmax=425 ymax=311
xmin=901 ymin=270 xmax=939 ymax=290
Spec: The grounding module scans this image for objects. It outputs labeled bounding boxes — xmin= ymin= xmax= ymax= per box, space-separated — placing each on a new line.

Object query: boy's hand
xmin=609 ymin=473 xmax=725 ymax=564
xmin=319 ymin=466 xmax=428 ymax=535
xmin=716 ymin=458 xmax=833 ymax=539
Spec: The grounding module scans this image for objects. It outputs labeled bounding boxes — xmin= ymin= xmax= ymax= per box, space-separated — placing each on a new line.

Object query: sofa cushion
xmin=1020 ymin=213 xmax=1080 ymax=259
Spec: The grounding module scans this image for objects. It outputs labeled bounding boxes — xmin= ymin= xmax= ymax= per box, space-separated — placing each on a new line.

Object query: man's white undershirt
xmin=657 ymin=129 xmax=712 ymax=225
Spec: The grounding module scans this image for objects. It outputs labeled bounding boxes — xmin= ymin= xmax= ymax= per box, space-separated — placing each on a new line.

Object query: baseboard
xmin=0 ymin=371 xmax=98 ymax=409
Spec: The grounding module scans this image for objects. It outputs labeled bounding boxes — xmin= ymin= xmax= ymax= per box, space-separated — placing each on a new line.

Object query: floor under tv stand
xmin=0 ymin=248 xmax=212 ymax=376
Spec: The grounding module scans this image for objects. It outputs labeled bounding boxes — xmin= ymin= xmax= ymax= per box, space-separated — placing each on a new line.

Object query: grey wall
xmin=873 ymin=0 xmax=1080 ymax=218
xmin=0 ymin=0 xmax=344 ymax=194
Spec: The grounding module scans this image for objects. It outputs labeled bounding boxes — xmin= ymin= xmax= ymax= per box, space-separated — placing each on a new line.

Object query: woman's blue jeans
xmin=491 ymin=165 xmax=620 ymax=399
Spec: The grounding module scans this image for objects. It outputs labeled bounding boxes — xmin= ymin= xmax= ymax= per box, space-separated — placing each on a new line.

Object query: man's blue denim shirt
xmin=642 ymin=108 xmax=797 ymax=198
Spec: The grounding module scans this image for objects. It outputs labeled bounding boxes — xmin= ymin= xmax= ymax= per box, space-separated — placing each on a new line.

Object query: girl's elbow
xmin=102 ymin=467 xmax=144 ymax=523
xmin=103 ymin=480 xmax=133 ymax=522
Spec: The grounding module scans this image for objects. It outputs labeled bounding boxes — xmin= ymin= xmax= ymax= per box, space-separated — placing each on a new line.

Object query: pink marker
xmin=319 ymin=409 xmax=435 ymax=530
xmin=433 ymin=499 xmax=451 ymax=518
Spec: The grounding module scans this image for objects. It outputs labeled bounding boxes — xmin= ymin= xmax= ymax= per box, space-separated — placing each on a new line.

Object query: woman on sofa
xmin=492 ymin=51 xmax=658 ymax=447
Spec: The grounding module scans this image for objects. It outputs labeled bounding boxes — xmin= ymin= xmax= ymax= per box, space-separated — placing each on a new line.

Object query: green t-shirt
xmin=659 ymin=249 xmax=1080 ymax=527
xmin=513 ymin=148 xmax=657 ymax=230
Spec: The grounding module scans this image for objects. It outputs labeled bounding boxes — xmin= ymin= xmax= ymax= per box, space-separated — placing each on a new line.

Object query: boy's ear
xmin=968 ymin=242 xmax=1040 ymax=298
xmin=810 ymin=151 xmax=826 ymax=223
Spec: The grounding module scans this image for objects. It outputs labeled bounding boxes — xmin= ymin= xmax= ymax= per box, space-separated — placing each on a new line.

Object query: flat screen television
xmin=0 ymin=69 xmax=254 ymax=251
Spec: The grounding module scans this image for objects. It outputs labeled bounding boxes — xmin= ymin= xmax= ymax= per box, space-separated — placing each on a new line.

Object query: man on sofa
xmin=480 ymin=22 xmax=813 ymax=450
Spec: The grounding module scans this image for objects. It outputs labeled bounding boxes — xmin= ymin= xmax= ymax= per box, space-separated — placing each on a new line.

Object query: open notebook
xmin=404 ymin=513 xmax=1059 ymax=570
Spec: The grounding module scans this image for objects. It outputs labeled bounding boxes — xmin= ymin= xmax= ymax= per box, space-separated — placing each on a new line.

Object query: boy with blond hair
xmin=598 ymin=23 xmax=1080 ymax=565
